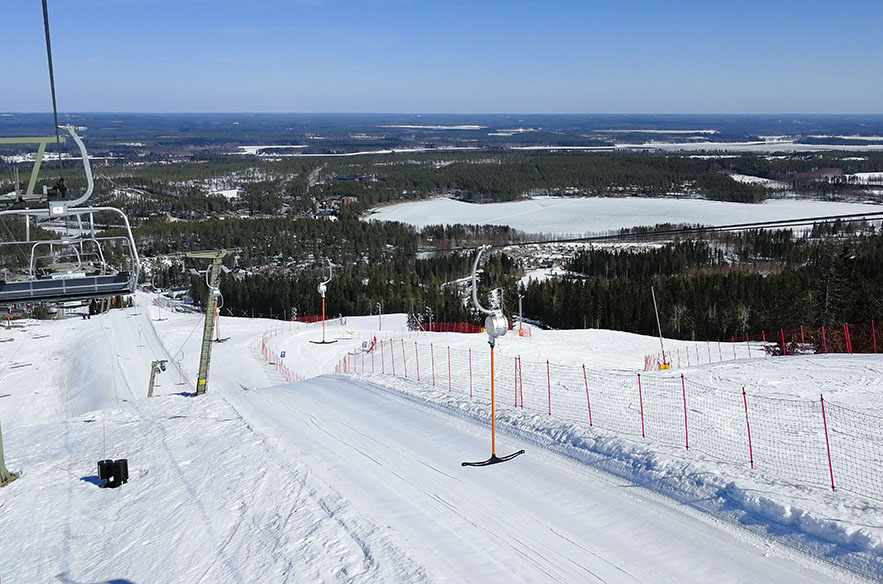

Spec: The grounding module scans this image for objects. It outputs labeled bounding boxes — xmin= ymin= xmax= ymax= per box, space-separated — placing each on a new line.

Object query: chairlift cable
xmin=41 ymin=0 xmax=65 ymax=182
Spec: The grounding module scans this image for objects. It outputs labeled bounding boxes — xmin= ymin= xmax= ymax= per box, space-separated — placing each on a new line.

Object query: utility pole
xmin=651 ymin=286 xmax=668 ymax=368
xmin=518 ymin=293 xmax=524 ymax=333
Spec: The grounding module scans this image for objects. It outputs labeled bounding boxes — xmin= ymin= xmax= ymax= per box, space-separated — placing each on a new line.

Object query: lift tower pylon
xmin=0 ymin=413 xmax=17 ymax=486
xmin=187 ymin=250 xmax=232 ymax=396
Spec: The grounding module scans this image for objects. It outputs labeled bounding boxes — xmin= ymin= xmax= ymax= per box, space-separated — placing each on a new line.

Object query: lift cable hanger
xmin=462 ymin=246 xmax=525 ymax=467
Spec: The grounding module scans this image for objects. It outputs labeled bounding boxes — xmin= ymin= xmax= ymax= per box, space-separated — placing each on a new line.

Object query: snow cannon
xmin=462 ymin=246 xmax=524 ymax=467
xmin=471 ymin=247 xmax=508 ymax=348
xmin=485 ymin=313 xmax=508 ymax=346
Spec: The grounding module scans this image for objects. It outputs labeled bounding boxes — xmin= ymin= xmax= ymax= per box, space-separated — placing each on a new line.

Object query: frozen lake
xmin=366 ymin=196 xmax=882 ymax=234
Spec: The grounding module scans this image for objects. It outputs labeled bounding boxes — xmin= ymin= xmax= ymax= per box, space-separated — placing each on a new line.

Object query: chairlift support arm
xmin=0 ymin=135 xmax=64 ymax=198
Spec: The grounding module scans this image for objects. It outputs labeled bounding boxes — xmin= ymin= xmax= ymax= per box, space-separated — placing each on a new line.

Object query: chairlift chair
xmin=0 ymin=126 xmax=140 ymax=307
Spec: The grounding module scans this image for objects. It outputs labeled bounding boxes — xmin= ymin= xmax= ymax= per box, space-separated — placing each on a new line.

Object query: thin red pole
xmin=742 ymin=387 xmax=754 ymax=469
xmin=468 ymin=348 xmax=473 ymax=397
xmin=448 ymin=346 xmax=452 ymax=392
xmin=820 ymin=394 xmax=836 ymax=491
xmin=546 ymin=360 xmax=551 ymax=416
xmin=681 ymin=374 xmax=689 ymax=450
xmin=514 ymin=356 xmax=519 ymax=407
xmin=822 ymin=325 xmax=828 ymax=353
xmin=637 ymin=374 xmax=645 ymax=438
xmin=372 ymin=341 xmax=375 ymax=372
xmin=780 ymin=329 xmax=786 ymax=356
xmin=431 ymin=344 xmax=435 ymax=386
xmin=415 ymin=342 xmax=420 ymax=381
xmin=583 ymin=364 xmax=592 ymax=426
xmin=392 ymin=339 xmax=397 ymax=375
xmin=402 ymin=340 xmax=407 ymax=378
xmin=380 ymin=340 xmax=384 ymax=373
xmin=844 ymin=324 xmax=852 ymax=354
xmin=518 ymin=356 xmax=523 ymax=408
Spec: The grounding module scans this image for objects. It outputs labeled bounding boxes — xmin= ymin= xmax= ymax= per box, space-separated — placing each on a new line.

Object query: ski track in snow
xmin=0 ymin=292 xmax=879 ymax=583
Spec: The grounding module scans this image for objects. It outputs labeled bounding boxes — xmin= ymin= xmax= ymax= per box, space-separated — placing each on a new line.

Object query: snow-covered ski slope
xmin=0 ymin=292 xmax=880 ymax=583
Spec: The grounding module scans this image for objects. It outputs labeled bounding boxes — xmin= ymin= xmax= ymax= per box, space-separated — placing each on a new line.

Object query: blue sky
xmin=4 ymin=0 xmax=882 ymax=114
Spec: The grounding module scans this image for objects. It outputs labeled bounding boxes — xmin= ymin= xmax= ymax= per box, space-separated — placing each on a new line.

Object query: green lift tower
xmin=188 ymin=250 xmax=233 ymax=396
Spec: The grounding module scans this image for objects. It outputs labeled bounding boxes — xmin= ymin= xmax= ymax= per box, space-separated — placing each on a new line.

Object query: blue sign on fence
xmin=280 ymin=351 xmax=286 ymax=358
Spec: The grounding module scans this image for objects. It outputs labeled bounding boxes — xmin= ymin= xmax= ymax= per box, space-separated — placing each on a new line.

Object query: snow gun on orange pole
xmin=311 ymin=259 xmax=337 ymax=345
xmin=462 ymin=246 xmax=525 ymax=467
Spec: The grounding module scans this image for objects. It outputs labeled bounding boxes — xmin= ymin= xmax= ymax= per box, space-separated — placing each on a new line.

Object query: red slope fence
xmin=644 ymin=321 xmax=880 ymax=371
xmin=337 ymin=339 xmax=883 ymax=501
xmin=260 ymin=325 xmax=305 ymax=384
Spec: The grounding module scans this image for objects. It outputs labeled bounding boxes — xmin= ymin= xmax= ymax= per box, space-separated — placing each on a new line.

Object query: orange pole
xmin=321 ymin=297 xmax=326 ymax=342
xmin=491 ymin=345 xmax=496 ymax=455
xmin=215 ymin=306 xmax=220 ymax=340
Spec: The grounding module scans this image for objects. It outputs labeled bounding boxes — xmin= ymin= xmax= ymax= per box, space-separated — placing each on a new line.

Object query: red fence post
xmin=637 ymin=374 xmax=645 ymax=438
xmin=742 ymin=387 xmax=754 ymax=469
xmin=681 ymin=374 xmax=689 ymax=450
xmin=844 ymin=324 xmax=852 ymax=354
xmin=391 ymin=339 xmax=396 ymax=376
xmin=431 ymin=343 xmax=436 ymax=386
xmin=415 ymin=342 xmax=420 ymax=381
xmin=820 ymin=394 xmax=836 ymax=491
xmin=518 ymin=356 xmax=524 ymax=408
xmin=780 ymin=329 xmax=786 ymax=356
xmin=583 ymin=364 xmax=593 ymax=426
xmin=546 ymin=360 xmax=552 ymax=416
xmin=468 ymin=348 xmax=473 ymax=397
xmin=448 ymin=346 xmax=452 ymax=392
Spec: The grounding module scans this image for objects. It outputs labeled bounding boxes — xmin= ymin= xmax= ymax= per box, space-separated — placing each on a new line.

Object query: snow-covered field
xmin=0 ymin=293 xmax=881 ymax=582
xmin=366 ymin=196 xmax=880 ymax=234
xmin=729 ymin=173 xmax=790 ymax=189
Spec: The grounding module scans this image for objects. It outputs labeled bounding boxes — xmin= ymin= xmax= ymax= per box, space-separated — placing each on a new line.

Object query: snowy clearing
xmin=365 ymin=196 xmax=880 ymax=234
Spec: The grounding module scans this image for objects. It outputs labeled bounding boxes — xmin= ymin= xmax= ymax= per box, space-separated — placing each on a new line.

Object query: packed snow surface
xmin=0 ymin=294 xmax=880 ymax=582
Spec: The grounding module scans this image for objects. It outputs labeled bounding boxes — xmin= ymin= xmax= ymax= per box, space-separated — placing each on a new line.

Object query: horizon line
xmin=4 ymin=111 xmax=883 ymax=117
